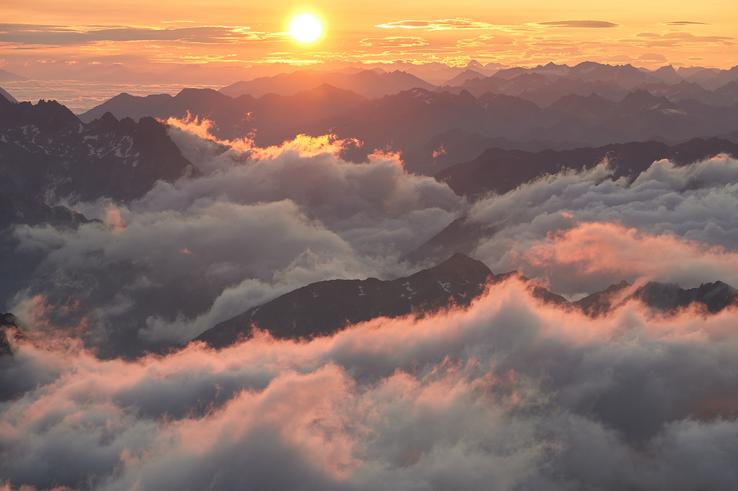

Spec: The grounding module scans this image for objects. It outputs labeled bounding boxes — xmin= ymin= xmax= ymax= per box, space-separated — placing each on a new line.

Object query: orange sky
xmin=1 ymin=0 xmax=737 ymax=81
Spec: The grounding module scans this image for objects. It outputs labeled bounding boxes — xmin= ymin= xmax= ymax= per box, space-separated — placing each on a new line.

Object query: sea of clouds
xmin=3 ymin=120 xmax=738 ymax=489
xmin=2 ymin=278 xmax=738 ymax=490
xmin=8 ymin=122 xmax=463 ymax=356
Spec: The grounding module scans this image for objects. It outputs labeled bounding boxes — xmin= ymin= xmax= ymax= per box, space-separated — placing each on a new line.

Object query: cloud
xmin=8 ymin=125 xmax=463 ymax=355
xmin=456 ymin=34 xmax=518 ymax=48
xmin=5 ymin=124 xmax=738 ymax=489
xmin=666 ymin=21 xmax=709 ymax=26
xmin=459 ymin=155 xmax=738 ymax=295
xmin=517 ymin=222 xmax=738 ymax=292
xmin=638 ymin=52 xmax=668 ymax=62
xmin=359 ymin=37 xmax=429 ymax=49
xmin=375 ymin=18 xmax=499 ymax=31
xmin=633 ymin=31 xmax=734 ymax=46
xmin=0 ymin=23 xmax=270 ymax=45
xmin=3 ymin=277 xmax=738 ymax=490
xmin=539 ymin=20 xmax=618 ymax=28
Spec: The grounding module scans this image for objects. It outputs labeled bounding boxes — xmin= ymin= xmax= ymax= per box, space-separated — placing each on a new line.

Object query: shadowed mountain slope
xmin=196 ymin=253 xmax=495 ymax=347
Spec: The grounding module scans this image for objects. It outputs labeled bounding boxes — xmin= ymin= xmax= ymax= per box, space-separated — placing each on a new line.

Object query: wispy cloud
xmin=539 ymin=20 xmax=618 ymax=28
xmin=359 ymin=36 xmax=429 ymax=48
xmin=634 ymin=31 xmax=734 ymax=46
xmin=0 ymin=23 xmax=271 ymax=45
xmin=667 ymin=21 xmax=709 ymax=26
xmin=376 ymin=18 xmax=498 ymax=31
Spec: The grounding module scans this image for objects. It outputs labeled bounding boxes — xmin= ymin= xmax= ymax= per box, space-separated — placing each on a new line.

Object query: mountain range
xmin=221 ymin=63 xmax=738 ymax=102
xmin=0 ymin=97 xmax=193 ymax=210
xmin=196 ymin=253 xmax=738 ymax=348
xmin=0 ymin=69 xmax=25 ymax=83
xmin=221 ymin=68 xmax=434 ymax=98
xmin=406 ymin=138 xmax=738 ymax=263
xmin=80 ymin=83 xmax=738 ymax=176
xmin=436 ymin=137 xmax=738 ymax=198
xmin=0 ymin=96 xmax=195 ymax=304
xmin=197 ymin=253 xmax=495 ymax=347
xmin=450 ymin=62 xmax=738 ymax=104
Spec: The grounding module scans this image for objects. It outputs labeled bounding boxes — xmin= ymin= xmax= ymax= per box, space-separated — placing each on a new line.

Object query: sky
xmin=0 ymin=0 xmax=737 ymax=82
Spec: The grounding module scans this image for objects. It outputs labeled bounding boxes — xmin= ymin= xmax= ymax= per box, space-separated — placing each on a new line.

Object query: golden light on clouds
xmin=0 ymin=0 xmax=736 ymax=81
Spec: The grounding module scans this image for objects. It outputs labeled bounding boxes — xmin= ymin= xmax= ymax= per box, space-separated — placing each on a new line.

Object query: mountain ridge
xmin=80 ymin=83 xmax=738 ymax=175
xmin=194 ymin=254 xmax=738 ymax=348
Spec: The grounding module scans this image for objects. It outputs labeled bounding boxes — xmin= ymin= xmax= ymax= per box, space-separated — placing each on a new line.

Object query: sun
xmin=288 ymin=13 xmax=323 ymax=44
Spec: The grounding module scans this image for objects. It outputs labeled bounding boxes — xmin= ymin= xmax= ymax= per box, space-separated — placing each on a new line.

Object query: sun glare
xmin=288 ymin=13 xmax=323 ymax=44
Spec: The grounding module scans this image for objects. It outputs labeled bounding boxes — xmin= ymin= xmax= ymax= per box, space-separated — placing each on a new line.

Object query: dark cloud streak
xmin=0 ymin=23 xmax=268 ymax=45
xmin=539 ymin=20 xmax=618 ymax=28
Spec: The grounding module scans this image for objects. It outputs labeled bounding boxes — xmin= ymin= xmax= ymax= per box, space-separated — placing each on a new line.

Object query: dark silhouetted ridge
xmin=196 ymin=254 xmax=494 ymax=348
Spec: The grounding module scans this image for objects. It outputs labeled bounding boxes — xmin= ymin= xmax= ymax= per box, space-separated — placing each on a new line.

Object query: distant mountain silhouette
xmin=437 ymin=137 xmax=738 ymax=198
xmin=83 ymin=78 xmax=738 ymax=175
xmin=0 ymin=87 xmax=15 ymax=103
xmin=0 ymin=313 xmax=16 ymax=357
xmin=455 ymin=62 xmax=656 ymax=105
xmin=576 ymin=281 xmax=738 ymax=315
xmin=443 ymin=69 xmax=485 ymax=87
xmin=81 ymin=85 xmax=367 ymax=142
xmin=405 ymin=138 xmax=738 ymax=263
xmin=680 ymin=65 xmax=738 ymax=90
xmin=1 ymin=98 xmax=193 ymax=207
xmin=196 ymin=253 xmax=495 ymax=347
xmin=0 ymin=69 xmax=25 ymax=82
xmin=0 ymin=98 xmax=196 ymax=310
xmin=220 ymin=68 xmax=434 ymax=98
xmin=456 ymin=62 xmax=738 ymax=105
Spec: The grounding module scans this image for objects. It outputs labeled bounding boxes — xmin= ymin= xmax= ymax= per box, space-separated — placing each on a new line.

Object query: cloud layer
xmin=4 ymin=115 xmax=738 ymax=489
xmin=7 ymin=123 xmax=463 ymax=355
xmin=465 ymin=155 xmax=738 ymax=295
xmin=0 ymin=23 xmax=270 ymax=45
xmin=539 ymin=20 xmax=618 ymax=28
xmin=2 ymin=277 xmax=738 ymax=490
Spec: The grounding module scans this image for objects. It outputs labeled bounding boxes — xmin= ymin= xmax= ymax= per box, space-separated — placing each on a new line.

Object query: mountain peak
xmin=1 ymin=313 xmax=18 ymax=357
xmin=196 ymin=254 xmax=493 ymax=347
xmin=0 ymin=87 xmax=16 ymax=104
xmin=0 ymin=98 xmax=80 ymax=131
xmin=621 ymin=89 xmax=669 ymax=107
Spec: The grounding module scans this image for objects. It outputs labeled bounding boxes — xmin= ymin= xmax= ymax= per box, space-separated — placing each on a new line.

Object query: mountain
xmin=456 ymin=62 xmax=658 ymax=105
xmin=453 ymin=62 xmax=738 ymax=106
xmin=0 ymin=313 xmax=15 ymax=357
xmin=196 ymin=253 xmax=495 ymax=347
xmin=406 ymin=138 xmax=738 ymax=263
xmin=575 ymin=281 xmax=738 ymax=315
xmin=195 ymin=251 xmax=738 ymax=349
xmin=443 ymin=69 xmax=485 ymax=87
xmin=0 ymin=98 xmax=195 ymax=200
xmin=680 ymin=65 xmax=738 ymax=90
xmin=651 ymin=65 xmax=683 ymax=84
xmin=437 ymin=137 xmax=738 ymax=198
xmin=326 ymin=86 xmax=736 ymax=164
xmin=0 ymin=87 xmax=16 ymax=103
xmin=574 ymin=281 xmax=632 ymax=316
xmin=0 ymin=99 xmax=194 ymax=205
xmin=712 ymin=80 xmax=738 ymax=106
xmin=81 ymin=85 xmax=366 ymax=143
xmin=0 ymin=98 xmax=195 ymax=312
xmin=633 ymin=281 xmax=738 ymax=313
xmin=83 ymin=82 xmax=738 ymax=176
xmin=220 ymin=68 xmax=435 ymax=98
xmin=80 ymin=88 xmax=248 ymax=127
xmin=0 ymin=69 xmax=25 ymax=82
